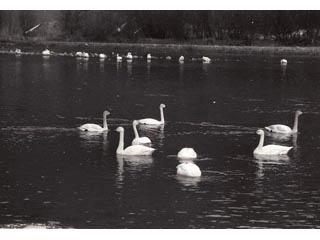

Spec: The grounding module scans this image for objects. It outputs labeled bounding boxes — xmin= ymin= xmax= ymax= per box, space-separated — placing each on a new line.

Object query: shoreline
xmin=1 ymin=39 xmax=320 ymax=57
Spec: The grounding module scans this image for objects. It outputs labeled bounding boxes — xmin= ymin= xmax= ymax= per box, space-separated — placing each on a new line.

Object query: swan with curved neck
xmin=116 ymin=54 xmax=122 ymax=61
xmin=177 ymin=148 xmax=197 ymax=159
xmin=116 ymin=127 xmax=155 ymax=156
xmin=138 ymin=104 xmax=166 ymax=125
xmin=147 ymin=53 xmax=152 ymax=60
xmin=132 ymin=120 xmax=152 ymax=145
xmin=79 ymin=110 xmax=110 ymax=132
xmin=177 ymin=162 xmax=201 ymax=177
xmin=126 ymin=52 xmax=133 ymax=59
xmin=254 ymin=129 xmax=293 ymax=156
xmin=265 ymin=110 xmax=303 ymax=134
xmin=202 ymin=56 xmax=211 ymax=63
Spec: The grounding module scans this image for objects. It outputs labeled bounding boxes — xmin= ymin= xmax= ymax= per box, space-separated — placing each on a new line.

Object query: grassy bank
xmin=1 ymin=39 xmax=320 ymax=57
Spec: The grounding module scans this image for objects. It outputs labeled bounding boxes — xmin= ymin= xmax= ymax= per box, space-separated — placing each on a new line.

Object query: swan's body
xmin=15 ymin=48 xmax=22 ymax=54
xmin=79 ymin=110 xmax=110 ymax=132
xmin=99 ymin=53 xmax=107 ymax=59
xmin=138 ymin=104 xmax=165 ymax=125
xmin=177 ymin=148 xmax=197 ymax=159
xmin=116 ymin=54 xmax=122 ymax=61
xmin=177 ymin=162 xmax=201 ymax=177
xmin=147 ymin=53 xmax=152 ymax=60
xmin=75 ymin=51 xmax=83 ymax=57
xmin=254 ymin=129 xmax=293 ymax=156
xmin=82 ymin=52 xmax=89 ymax=58
xmin=126 ymin=52 xmax=133 ymax=59
xmin=280 ymin=59 xmax=288 ymax=65
xmin=202 ymin=56 xmax=211 ymax=63
xmin=131 ymin=120 xmax=151 ymax=145
xmin=265 ymin=110 xmax=302 ymax=134
xmin=166 ymin=56 xmax=172 ymax=60
xmin=179 ymin=56 xmax=184 ymax=62
xmin=42 ymin=49 xmax=51 ymax=56
xmin=116 ymin=127 xmax=155 ymax=156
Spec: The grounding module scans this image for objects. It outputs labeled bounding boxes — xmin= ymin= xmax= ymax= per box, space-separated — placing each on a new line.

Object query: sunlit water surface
xmin=0 ymin=54 xmax=320 ymax=228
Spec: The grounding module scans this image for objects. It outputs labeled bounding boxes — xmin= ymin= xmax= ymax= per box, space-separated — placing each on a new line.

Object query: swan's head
xmin=133 ymin=120 xmax=139 ymax=126
xmin=116 ymin=127 xmax=124 ymax=132
xmin=296 ymin=110 xmax=303 ymax=116
xmin=256 ymin=129 xmax=264 ymax=135
xmin=160 ymin=103 xmax=166 ymax=108
xmin=103 ymin=110 xmax=110 ymax=116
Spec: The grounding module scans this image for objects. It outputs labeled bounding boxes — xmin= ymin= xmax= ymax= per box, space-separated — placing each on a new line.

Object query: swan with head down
xmin=177 ymin=161 xmax=201 ymax=177
xmin=116 ymin=127 xmax=155 ymax=156
xmin=265 ymin=110 xmax=303 ymax=134
xmin=138 ymin=104 xmax=166 ymax=125
xmin=131 ymin=120 xmax=152 ymax=145
xmin=177 ymin=148 xmax=197 ymax=159
xmin=254 ymin=129 xmax=293 ymax=156
xmin=79 ymin=110 xmax=110 ymax=132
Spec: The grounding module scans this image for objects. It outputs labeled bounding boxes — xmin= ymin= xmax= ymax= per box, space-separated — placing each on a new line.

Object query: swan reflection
xmin=176 ymin=174 xmax=201 ymax=187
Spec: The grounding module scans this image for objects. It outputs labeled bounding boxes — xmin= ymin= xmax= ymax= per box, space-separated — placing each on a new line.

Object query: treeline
xmin=0 ymin=10 xmax=320 ymax=45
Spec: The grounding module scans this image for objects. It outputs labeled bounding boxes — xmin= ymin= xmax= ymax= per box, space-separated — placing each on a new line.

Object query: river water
xmin=0 ymin=53 xmax=320 ymax=228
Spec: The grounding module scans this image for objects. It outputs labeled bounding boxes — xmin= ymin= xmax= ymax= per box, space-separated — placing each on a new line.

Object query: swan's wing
xmin=124 ymin=145 xmax=155 ymax=156
xmin=138 ymin=118 xmax=161 ymax=125
xmin=265 ymin=124 xmax=292 ymax=133
xmin=78 ymin=124 xmax=103 ymax=132
xmin=261 ymin=145 xmax=293 ymax=155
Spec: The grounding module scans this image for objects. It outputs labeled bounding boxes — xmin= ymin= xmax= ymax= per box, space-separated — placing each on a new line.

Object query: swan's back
xmin=254 ymin=144 xmax=293 ymax=155
xmin=79 ymin=123 xmax=103 ymax=132
xmin=177 ymin=162 xmax=201 ymax=177
xmin=265 ymin=124 xmax=292 ymax=134
xmin=132 ymin=137 xmax=151 ymax=145
xmin=177 ymin=148 xmax=197 ymax=159
xmin=123 ymin=145 xmax=155 ymax=156
xmin=138 ymin=118 xmax=162 ymax=125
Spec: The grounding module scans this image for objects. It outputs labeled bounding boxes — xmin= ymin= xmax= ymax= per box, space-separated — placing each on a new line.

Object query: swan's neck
xmin=117 ymin=131 xmax=124 ymax=154
xmin=292 ymin=113 xmax=299 ymax=133
xmin=160 ymin=107 xmax=165 ymax=124
xmin=257 ymin=133 xmax=264 ymax=149
xmin=133 ymin=124 xmax=139 ymax=138
xmin=103 ymin=113 xmax=108 ymax=130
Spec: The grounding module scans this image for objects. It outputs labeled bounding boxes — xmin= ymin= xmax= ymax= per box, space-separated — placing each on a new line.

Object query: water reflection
xmin=255 ymin=155 xmax=290 ymax=179
xmin=176 ymin=174 xmax=201 ymax=187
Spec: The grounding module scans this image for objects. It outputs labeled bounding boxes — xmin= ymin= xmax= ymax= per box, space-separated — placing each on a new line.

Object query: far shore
xmin=1 ymin=39 xmax=320 ymax=57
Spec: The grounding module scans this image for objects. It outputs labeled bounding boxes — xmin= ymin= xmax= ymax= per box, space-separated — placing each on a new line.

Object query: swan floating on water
xmin=177 ymin=148 xmax=197 ymax=159
xmin=179 ymin=56 xmax=184 ymax=63
xmin=82 ymin=52 xmax=89 ymax=58
xmin=132 ymin=120 xmax=152 ymax=145
xmin=42 ymin=49 xmax=51 ymax=56
xmin=147 ymin=53 xmax=152 ymax=60
xmin=79 ymin=110 xmax=110 ymax=132
xmin=15 ymin=48 xmax=22 ymax=55
xmin=265 ymin=110 xmax=302 ymax=134
xmin=202 ymin=56 xmax=211 ymax=63
xmin=116 ymin=53 xmax=122 ymax=62
xmin=280 ymin=59 xmax=288 ymax=65
xmin=177 ymin=162 xmax=201 ymax=177
xmin=116 ymin=127 xmax=155 ymax=156
xmin=254 ymin=129 xmax=293 ymax=156
xmin=99 ymin=53 xmax=107 ymax=59
xmin=126 ymin=52 xmax=133 ymax=60
xmin=138 ymin=103 xmax=165 ymax=125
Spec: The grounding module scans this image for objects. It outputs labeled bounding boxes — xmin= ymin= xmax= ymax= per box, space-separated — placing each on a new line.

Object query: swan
xmin=131 ymin=120 xmax=152 ymax=145
xmin=265 ymin=110 xmax=302 ymax=134
xmin=75 ymin=51 xmax=83 ymax=57
xmin=166 ymin=56 xmax=172 ymax=60
xmin=147 ymin=53 xmax=152 ymax=60
xmin=177 ymin=162 xmax=201 ymax=177
xmin=126 ymin=52 xmax=133 ymax=59
xmin=79 ymin=110 xmax=110 ymax=132
xmin=202 ymin=56 xmax=211 ymax=63
xmin=15 ymin=48 xmax=22 ymax=54
xmin=138 ymin=103 xmax=166 ymax=125
xmin=253 ymin=129 xmax=293 ymax=156
xmin=116 ymin=127 xmax=155 ymax=156
xmin=179 ymin=56 xmax=184 ymax=62
xmin=99 ymin=53 xmax=107 ymax=59
xmin=116 ymin=53 xmax=122 ymax=62
xmin=82 ymin=52 xmax=89 ymax=58
xmin=280 ymin=59 xmax=288 ymax=65
xmin=177 ymin=148 xmax=197 ymax=159
xmin=42 ymin=49 xmax=51 ymax=56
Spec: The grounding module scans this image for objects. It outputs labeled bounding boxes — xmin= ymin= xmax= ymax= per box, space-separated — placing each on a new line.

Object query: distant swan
xmin=147 ymin=53 xmax=152 ymax=60
xmin=265 ymin=110 xmax=303 ymax=134
xmin=79 ymin=110 xmax=110 ymax=132
xmin=179 ymin=56 xmax=184 ymax=62
xmin=15 ymin=48 xmax=22 ymax=55
xmin=116 ymin=53 xmax=122 ymax=62
xmin=126 ymin=52 xmax=133 ymax=59
xmin=132 ymin=120 xmax=152 ymax=145
xmin=177 ymin=162 xmax=201 ymax=177
xmin=177 ymin=148 xmax=197 ymax=159
xmin=138 ymin=104 xmax=166 ymax=125
xmin=116 ymin=127 xmax=155 ymax=156
xmin=82 ymin=52 xmax=89 ymax=58
xmin=254 ymin=129 xmax=293 ymax=156
xmin=202 ymin=56 xmax=211 ymax=63
xmin=42 ymin=49 xmax=51 ymax=56
xmin=280 ymin=59 xmax=288 ymax=65
xmin=99 ymin=53 xmax=107 ymax=59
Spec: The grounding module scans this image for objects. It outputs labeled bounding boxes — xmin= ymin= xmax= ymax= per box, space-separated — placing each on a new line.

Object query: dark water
xmin=1 ymin=53 xmax=320 ymax=228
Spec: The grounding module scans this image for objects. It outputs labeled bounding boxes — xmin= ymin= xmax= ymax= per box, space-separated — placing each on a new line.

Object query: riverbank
xmin=1 ymin=39 xmax=320 ymax=57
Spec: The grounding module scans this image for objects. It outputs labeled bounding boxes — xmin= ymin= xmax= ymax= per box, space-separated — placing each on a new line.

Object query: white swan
xmin=138 ymin=103 xmax=165 ymax=125
xmin=126 ymin=52 xmax=133 ymax=59
xmin=147 ymin=53 xmax=152 ymax=60
xmin=99 ymin=53 xmax=107 ymax=59
xmin=79 ymin=110 xmax=110 ymax=132
xmin=254 ymin=129 xmax=293 ymax=156
xmin=116 ymin=53 xmax=122 ymax=62
xmin=15 ymin=48 xmax=22 ymax=55
xmin=116 ymin=127 xmax=155 ymax=156
xmin=166 ymin=56 xmax=172 ymax=60
xmin=280 ymin=59 xmax=288 ymax=65
xmin=42 ymin=49 xmax=51 ymax=56
xmin=202 ymin=56 xmax=211 ymax=63
xmin=82 ymin=52 xmax=90 ymax=58
xmin=179 ymin=56 xmax=184 ymax=62
xmin=265 ymin=110 xmax=302 ymax=134
xmin=75 ymin=51 xmax=83 ymax=57
xmin=177 ymin=162 xmax=201 ymax=177
xmin=131 ymin=120 xmax=152 ymax=145
xmin=177 ymin=148 xmax=197 ymax=159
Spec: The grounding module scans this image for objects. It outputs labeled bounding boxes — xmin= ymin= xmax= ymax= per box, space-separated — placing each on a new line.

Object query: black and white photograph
xmin=0 ymin=1 xmax=320 ymax=238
